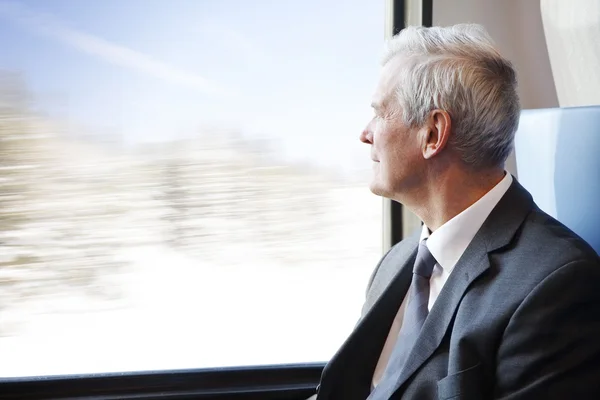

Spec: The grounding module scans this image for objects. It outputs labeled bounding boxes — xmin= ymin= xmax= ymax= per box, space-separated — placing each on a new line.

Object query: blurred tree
xmin=0 ymin=71 xmax=47 ymax=335
xmin=0 ymin=71 xmax=38 ymax=232
xmin=0 ymin=71 xmax=130 ymax=336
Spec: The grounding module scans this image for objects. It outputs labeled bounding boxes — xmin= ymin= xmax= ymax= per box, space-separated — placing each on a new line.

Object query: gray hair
xmin=383 ymin=24 xmax=520 ymax=168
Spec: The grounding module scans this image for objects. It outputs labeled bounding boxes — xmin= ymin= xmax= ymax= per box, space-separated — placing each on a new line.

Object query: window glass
xmin=0 ymin=0 xmax=383 ymax=376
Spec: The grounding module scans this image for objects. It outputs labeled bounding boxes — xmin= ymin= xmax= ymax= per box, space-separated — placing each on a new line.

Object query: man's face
xmin=360 ymin=57 xmax=426 ymax=200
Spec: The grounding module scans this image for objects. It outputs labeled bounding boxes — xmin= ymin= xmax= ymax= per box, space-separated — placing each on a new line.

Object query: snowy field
xmin=0 ymin=186 xmax=382 ymax=378
xmin=0 ymin=245 xmax=375 ymax=377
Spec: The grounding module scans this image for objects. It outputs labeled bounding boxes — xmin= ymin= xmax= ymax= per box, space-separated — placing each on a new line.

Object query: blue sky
xmin=0 ymin=0 xmax=384 ymax=172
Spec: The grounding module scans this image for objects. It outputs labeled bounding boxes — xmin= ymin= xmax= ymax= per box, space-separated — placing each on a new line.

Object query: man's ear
xmin=423 ymin=109 xmax=451 ymax=159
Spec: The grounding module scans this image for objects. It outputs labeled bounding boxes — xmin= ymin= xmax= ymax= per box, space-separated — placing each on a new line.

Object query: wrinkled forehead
xmin=372 ymin=55 xmax=406 ymax=110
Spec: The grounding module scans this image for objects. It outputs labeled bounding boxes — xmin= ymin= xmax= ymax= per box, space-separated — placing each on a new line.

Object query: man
xmin=314 ymin=24 xmax=600 ymax=399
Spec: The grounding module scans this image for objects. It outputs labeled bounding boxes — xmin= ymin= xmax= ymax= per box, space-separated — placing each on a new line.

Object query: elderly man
xmin=313 ymin=24 xmax=600 ymax=399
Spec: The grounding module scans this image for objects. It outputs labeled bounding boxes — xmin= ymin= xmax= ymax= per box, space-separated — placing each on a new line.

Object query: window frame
xmin=0 ymin=364 xmax=322 ymax=400
xmin=384 ymin=0 xmax=432 ymax=249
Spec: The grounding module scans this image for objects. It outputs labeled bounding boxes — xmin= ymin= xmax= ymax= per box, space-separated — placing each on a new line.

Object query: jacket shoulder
xmin=512 ymin=205 xmax=599 ymax=269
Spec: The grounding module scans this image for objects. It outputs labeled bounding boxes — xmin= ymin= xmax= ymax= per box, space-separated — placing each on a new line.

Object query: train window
xmin=0 ymin=0 xmax=383 ymax=377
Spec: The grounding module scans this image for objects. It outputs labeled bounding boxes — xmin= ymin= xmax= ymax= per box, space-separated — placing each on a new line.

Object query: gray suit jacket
xmin=315 ymin=178 xmax=600 ymax=399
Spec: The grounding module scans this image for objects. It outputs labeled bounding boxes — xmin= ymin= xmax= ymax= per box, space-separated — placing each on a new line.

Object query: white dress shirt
xmin=372 ymin=172 xmax=513 ymax=387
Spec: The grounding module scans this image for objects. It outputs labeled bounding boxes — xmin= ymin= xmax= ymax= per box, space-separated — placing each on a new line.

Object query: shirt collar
xmin=419 ymin=172 xmax=513 ymax=273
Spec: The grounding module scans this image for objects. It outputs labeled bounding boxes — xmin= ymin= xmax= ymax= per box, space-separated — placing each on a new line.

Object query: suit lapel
xmin=389 ymin=237 xmax=491 ymax=392
xmin=318 ymin=240 xmax=418 ymax=399
xmin=385 ymin=177 xmax=535 ymax=395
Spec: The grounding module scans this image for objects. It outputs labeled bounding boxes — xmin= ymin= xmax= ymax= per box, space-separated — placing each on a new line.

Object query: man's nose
xmin=360 ymin=123 xmax=374 ymax=144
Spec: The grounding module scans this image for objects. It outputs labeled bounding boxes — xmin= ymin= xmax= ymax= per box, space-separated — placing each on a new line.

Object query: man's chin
xmin=369 ymin=182 xmax=386 ymax=197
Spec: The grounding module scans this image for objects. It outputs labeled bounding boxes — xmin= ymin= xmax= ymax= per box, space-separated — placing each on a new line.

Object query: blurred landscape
xmin=0 ymin=72 xmax=382 ymax=376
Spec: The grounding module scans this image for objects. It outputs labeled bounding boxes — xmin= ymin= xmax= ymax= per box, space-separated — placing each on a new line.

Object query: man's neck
xmin=408 ymin=168 xmax=506 ymax=231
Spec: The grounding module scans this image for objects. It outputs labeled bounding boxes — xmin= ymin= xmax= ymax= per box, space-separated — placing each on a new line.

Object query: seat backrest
xmin=514 ymin=106 xmax=600 ymax=255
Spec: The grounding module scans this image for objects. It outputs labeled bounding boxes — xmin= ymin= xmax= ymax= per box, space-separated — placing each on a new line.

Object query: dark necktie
xmin=367 ymin=240 xmax=437 ymax=399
